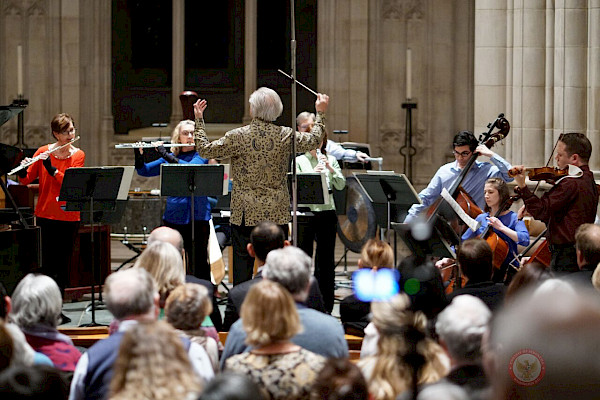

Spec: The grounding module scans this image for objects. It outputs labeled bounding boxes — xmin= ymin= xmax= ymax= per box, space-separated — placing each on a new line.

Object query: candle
xmin=406 ymin=48 xmax=412 ymax=100
xmin=17 ymin=45 xmax=23 ymax=96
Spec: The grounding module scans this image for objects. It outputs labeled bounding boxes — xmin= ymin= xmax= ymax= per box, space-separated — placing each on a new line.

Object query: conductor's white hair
xmin=249 ymin=87 xmax=283 ymax=121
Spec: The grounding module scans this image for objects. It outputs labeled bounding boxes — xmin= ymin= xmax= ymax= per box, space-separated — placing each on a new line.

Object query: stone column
xmin=170 ymin=0 xmax=184 ymax=125
xmin=589 ymin=1 xmax=600 ymax=170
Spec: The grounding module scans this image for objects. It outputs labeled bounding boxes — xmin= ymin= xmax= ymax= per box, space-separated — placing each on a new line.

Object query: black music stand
xmin=354 ymin=172 xmax=420 ymax=262
xmin=160 ymin=164 xmax=226 ymax=276
xmin=288 ymin=172 xmax=329 ymax=206
xmin=391 ymin=221 xmax=456 ymax=260
xmin=59 ymin=167 xmax=125 ymax=327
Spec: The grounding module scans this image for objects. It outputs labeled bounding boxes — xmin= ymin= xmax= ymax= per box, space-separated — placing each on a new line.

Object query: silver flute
xmin=9 ymin=136 xmax=81 ymax=175
xmin=114 ymin=142 xmax=192 ymax=149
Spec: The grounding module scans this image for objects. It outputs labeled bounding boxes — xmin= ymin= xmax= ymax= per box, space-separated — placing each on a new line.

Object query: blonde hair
xmin=165 ymin=283 xmax=212 ymax=331
xmin=109 ymin=320 xmax=201 ymax=400
xmin=170 ymin=120 xmax=195 ymax=156
xmin=132 ymin=242 xmax=185 ymax=304
xmin=241 ymin=280 xmax=301 ymax=347
xmin=365 ymin=294 xmax=447 ymax=400
xmin=360 ymin=239 xmax=394 ymax=269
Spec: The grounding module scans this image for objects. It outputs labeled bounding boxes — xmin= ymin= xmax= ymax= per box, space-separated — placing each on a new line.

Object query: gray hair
xmin=249 ymin=87 xmax=283 ymax=121
xmin=296 ymin=111 xmax=315 ymax=128
xmin=104 ymin=268 xmax=157 ymax=320
xmin=148 ymin=226 xmax=185 ymax=254
xmin=435 ymin=295 xmax=491 ymax=363
xmin=10 ymin=274 xmax=62 ymax=329
xmin=263 ymin=246 xmax=311 ymax=297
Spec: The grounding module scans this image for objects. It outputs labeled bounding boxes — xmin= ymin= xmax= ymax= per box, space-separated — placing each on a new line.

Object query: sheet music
xmin=440 ymin=188 xmax=481 ymax=233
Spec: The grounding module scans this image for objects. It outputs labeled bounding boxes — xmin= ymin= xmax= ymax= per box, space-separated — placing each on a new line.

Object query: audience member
xmin=10 ymin=274 xmax=81 ymax=372
xmin=396 ymin=255 xmax=448 ymax=320
xmin=0 ymin=320 xmax=14 ymax=372
xmin=447 ymin=238 xmax=505 ymax=311
xmin=148 ymin=226 xmax=222 ymax=331
xmin=221 ymin=246 xmax=348 ymax=368
xmin=0 ymin=364 xmax=69 ymax=399
xmin=564 ymin=223 xmax=600 ymax=287
xmin=222 ymin=222 xmax=325 ymax=331
xmin=487 ymin=285 xmax=600 ymax=399
xmin=592 ymin=263 xmax=600 ymax=292
xmin=69 ymin=268 xmax=213 ymax=400
xmin=198 ymin=372 xmax=266 ymax=400
xmin=434 ymin=295 xmax=492 ymax=400
xmin=504 ymin=262 xmax=552 ymax=304
xmin=340 ymin=239 xmax=395 ymax=336
xmin=224 ymin=280 xmax=325 ymax=400
xmin=310 ymin=358 xmax=369 ymax=400
xmin=165 ymin=283 xmax=219 ymax=371
xmin=109 ymin=320 xmax=202 ymax=400
xmin=358 ymin=294 xmax=448 ymax=400
xmin=0 ymin=282 xmax=51 ymax=367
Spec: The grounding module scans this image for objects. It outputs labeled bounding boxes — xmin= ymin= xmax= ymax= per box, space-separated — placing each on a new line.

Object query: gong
xmin=336 ymin=176 xmax=377 ymax=253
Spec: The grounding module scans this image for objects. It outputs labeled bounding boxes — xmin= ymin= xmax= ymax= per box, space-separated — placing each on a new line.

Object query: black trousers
xmin=231 ymin=220 xmax=289 ymax=286
xmin=36 ymin=217 xmax=80 ymax=294
xmin=164 ymin=220 xmax=211 ymax=281
xmin=297 ymin=210 xmax=338 ymax=313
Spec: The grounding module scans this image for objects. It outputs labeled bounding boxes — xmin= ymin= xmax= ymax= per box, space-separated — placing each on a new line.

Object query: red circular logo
xmin=508 ymin=349 xmax=546 ymax=386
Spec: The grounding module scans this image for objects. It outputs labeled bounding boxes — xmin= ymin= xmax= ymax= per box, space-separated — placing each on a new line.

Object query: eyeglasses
xmin=453 ymin=150 xmax=472 ymax=158
xmin=60 ymin=128 xmax=76 ymax=135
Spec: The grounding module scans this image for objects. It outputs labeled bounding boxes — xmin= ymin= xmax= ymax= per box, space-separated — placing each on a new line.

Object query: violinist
xmin=461 ymin=178 xmax=529 ymax=283
xmin=511 ymin=133 xmax=599 ymax=274
xmin=404 ymin=131 xmax=513 ymax=222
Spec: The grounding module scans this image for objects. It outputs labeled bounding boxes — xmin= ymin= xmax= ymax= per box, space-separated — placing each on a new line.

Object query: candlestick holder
xmin=11 ymin=96 xmax=29 ymax=148
xmin=400 ymin=101 xmax=417 ymax=182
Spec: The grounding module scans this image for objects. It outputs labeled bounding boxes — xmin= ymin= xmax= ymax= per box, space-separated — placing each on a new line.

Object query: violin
xmin=508 ymin=166 xmax=568 ymax=182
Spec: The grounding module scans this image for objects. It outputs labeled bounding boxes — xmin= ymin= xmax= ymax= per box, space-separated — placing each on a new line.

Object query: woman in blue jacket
xmin=135 ymin=120 xmax=213 ymax=280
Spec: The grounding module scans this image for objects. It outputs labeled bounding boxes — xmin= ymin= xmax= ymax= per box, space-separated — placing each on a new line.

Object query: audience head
xmin=435 ymin=295 xmax=491 ymax=366
xmin=147 ymin=226 xmax=185 ymax=257
xmin=296 ymin=111 xmax=316 ymax=132
xmin=249 ymin=87 xmax=283 ymax=122
xmin=504 ymin=262 xmax=552 ymax=304
xmin=592 ymin=263 xmax=600 ymax=292
xmin=198 ymin=372 xmax=266 ymax=400
xmin=0 ymin=321 xmax=14 ymax=372
xmin=414 ymin=382 xmax=470 ymax=400
xmin=0 ymin=364 xmax=69 ymax=399
xmin=359 ymin=239 xmax=394 ymax=269
xmin=575 ymin=223 xmax=600 ymax=268
xmin=0 ymin=282 xmax=8 ymax=319
xmin=457 ymin=238 xmax=493 ymax=282
xmin=10 ymin=274 xmax=62 ymax=329
xmin=240 ymin=280 xmax=301 ymax=347
xmin=133 ymin=241 xmax=185 ymax=303
xmin=165 ymin=283 xmax=212 ymax=331
xmin=104 ymin=268 xmax=158 ymax=321
xmin=248 ymin=222 xmax=287 ymax=263
xmin=109 ymin=320 xmax=201 ymax=400
xmin=559 ymin=132 xmax=592 ymax=165
xmin=396 ymin=255 xmax=448 ymax=319
xmin=310 ymin=358 xmax=369 ymax=400
xmin=367 ymin=293 xmax=448 ymax=400
xmin=452 ymin=131 xmax=478 ymax=152
xmin=263 ymin=246 xmax=311 ymax=302
xmin=488 ymin=286 xmax=600 ymax=399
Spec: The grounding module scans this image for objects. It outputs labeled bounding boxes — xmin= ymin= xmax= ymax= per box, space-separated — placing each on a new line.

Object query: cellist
xmin=404 ymin=131 xmax=514 ymax=223
xmin=461 ymin=178 xmax=529 ymax=283
xmin=511 ymin=133 xmax=598 ymax=274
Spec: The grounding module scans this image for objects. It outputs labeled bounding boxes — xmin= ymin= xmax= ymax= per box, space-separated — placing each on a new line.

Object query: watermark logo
xmin=509 ymin=349 xmax=545 ymax=386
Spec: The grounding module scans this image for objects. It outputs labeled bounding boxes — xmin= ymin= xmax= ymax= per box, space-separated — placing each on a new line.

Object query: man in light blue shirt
xmin=404 ymin=131 xmax=513 ymax=223
xmin=296 ymin=112 xmax=369 ymax=162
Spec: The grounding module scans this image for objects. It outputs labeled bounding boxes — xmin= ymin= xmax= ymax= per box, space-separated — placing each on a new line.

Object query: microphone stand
xmin=289 ymin=0 xmax=298 ymax=245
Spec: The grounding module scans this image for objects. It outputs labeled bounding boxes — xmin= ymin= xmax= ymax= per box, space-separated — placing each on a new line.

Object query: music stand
xmin=160 ymin=164 xmax=226 ymax=276
xmin=288 ymin=172 xmax=329 ymax=206
xmin=354 ymin=172 xmax=420 ymax=255
xmin=59 ymin=167 xmax=127 ymax=326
